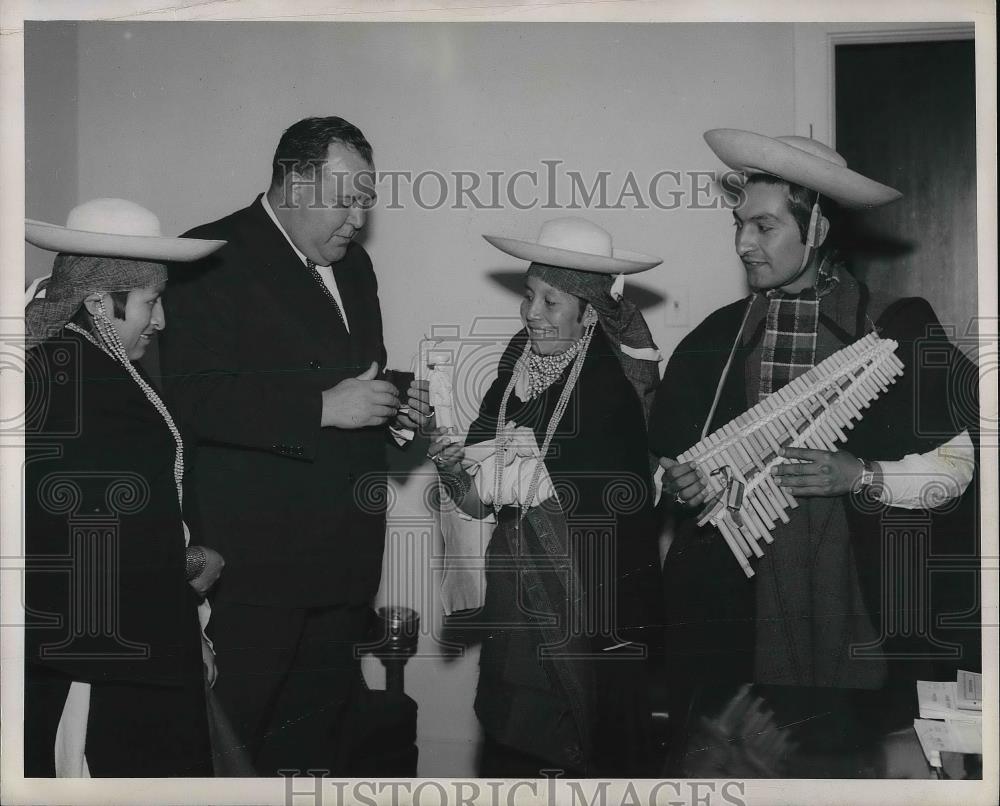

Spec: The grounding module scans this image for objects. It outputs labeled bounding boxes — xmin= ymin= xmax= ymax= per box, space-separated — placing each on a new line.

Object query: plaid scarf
xmin=758 ymin=288 xmax=819 ymax=399
xmin=757 ymin=259 xmax=841 ymax=400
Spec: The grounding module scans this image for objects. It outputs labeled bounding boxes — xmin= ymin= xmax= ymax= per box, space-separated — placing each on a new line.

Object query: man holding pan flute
xmin=649 ymin=129 xmax=979 ymax=693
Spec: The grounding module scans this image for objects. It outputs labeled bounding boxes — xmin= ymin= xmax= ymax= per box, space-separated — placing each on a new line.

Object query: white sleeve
xmin=875 ymin=430 xmax=975 ymax=509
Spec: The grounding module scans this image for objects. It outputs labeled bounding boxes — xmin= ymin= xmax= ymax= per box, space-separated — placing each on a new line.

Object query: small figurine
xmin=427 ymin=349 xmax=455 ymax=433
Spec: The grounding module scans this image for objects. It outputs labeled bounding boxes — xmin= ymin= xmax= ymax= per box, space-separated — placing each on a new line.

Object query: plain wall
xmin=24 ymin=20 xmax=796 ymax=776
xmin=24 ymin=22 xmax=77 ymax=274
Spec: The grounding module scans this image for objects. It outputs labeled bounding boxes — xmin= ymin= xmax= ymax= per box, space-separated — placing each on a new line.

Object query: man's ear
xmin=813 ymin=215 xmax=830 ymax=249
xmin=82 ymin=292 xmax=108 ymax=319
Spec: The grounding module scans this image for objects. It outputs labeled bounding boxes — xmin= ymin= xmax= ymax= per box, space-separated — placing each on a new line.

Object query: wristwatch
xmin=853 ymin=458 xmax=876 ymax=493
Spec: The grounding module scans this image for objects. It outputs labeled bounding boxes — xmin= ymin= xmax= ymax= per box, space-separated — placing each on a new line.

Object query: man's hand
xmin=321 ymin=362 xmax=400 ymax=428
xmin=659 ymin=456 xmax=712 ymax=509
xmin=187 ymin=546 xmax=225 ymax=597
xmin=771 ymin=447 xmax=863 ymax=497
xmin=394 ymin=379 xmax=432 ymax=432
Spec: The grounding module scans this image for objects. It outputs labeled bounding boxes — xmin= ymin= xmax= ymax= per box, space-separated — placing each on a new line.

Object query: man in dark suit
xmin=159 ymin=117 xmax=429 ymax=775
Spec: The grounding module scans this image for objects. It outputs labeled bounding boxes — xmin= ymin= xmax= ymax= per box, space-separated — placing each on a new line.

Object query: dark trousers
xmin=207 ymin=600 xmax=371 ymax=776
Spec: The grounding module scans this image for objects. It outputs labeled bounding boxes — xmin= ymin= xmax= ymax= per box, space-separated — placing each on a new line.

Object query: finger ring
xmin=674 ymin=493 xmax=685 ymax=505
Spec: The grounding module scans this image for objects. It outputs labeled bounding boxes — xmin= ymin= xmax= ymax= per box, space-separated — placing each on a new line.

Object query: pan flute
xmin=678 ymin=332 xmax=905 ymax=577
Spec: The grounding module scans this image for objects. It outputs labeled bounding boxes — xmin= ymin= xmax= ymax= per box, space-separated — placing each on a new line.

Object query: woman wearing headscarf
xmin=428 ymin=218 xmax=665 ymax=777
xmin=23 ymin=199 xmax=226 ymax=776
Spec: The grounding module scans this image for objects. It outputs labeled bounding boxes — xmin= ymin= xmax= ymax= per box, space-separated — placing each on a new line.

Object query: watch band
xmin=853 ymin=457 xmax=876 ymax=493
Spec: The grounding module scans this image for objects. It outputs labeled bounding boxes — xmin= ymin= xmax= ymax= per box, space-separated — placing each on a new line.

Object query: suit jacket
xmin=159 ymin=197 xmax=389 ymax=607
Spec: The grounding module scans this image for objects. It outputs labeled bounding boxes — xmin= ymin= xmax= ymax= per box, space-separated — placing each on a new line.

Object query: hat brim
xmin=25 ymin=220 xmax=225 ymax=262
xmin=483 ymin=235 xmax=661 ymax=274
xmin=704 ymin=129 xmax=902 ymax=209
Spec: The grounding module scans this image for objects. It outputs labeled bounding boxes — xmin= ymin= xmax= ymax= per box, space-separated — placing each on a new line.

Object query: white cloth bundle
xmin=463 ymin=423 xmax=557 ymax=511
xmin=438 ymin=423 xmax=557 ymax=615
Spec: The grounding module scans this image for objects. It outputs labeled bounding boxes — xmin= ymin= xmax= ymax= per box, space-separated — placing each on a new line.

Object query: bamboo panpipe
xmin=678 ymin=333 xmax=904 ymax=578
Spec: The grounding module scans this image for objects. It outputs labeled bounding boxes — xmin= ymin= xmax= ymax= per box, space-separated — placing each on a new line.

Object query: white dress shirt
xmin=260 ymin=193 xmax=350 ymax=333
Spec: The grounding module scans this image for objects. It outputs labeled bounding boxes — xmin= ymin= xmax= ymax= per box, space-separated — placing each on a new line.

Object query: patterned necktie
xmin=305 ymin=258 xmax=347 ymax=329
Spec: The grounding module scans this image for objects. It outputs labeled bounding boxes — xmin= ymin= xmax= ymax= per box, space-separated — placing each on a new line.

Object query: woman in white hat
xmin=23 ymin=199 xmax=227 ymax=776
xmin=427 ymin=218 xmax=665 ymax=777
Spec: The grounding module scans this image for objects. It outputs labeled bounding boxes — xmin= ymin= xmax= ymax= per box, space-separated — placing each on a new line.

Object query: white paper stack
xmin=913 ymin=671 xmax=983 ymax=768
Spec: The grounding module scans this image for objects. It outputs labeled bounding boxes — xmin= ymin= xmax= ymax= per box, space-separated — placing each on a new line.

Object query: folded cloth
xmin=464 ymin=424 xmax=556 ymax=511
xmin=438 ymin=509 xmax=491 ymax=615
xmin=438 ymin=424 xmax=557 ymax=614
xmin=54 ymin=681 xmax=91 ymax=778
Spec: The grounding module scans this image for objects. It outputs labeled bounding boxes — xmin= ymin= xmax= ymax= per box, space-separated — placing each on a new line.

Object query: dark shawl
xmin=23 ymin=330 xmax=210 ymax=776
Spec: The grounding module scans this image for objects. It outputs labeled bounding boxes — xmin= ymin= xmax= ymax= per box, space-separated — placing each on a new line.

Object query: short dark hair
xmin=746 ymin=173 xmax=817 ymax=243
xmin=270 ymin=116 xmax=373 ymax=188
xmin=70 ymin=290 xmax=129 ymax=332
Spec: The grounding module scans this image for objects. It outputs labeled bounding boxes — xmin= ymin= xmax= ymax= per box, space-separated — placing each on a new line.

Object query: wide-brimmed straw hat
xmin=483 ymin=217 xmax=662 ymax=274
xmin=26 ymin=197 xmax=224 ymax=261
xmin=704 ymin=129 xmax=902 ymax=208
xmin=24 ymin=199 xmax=225 ymax=345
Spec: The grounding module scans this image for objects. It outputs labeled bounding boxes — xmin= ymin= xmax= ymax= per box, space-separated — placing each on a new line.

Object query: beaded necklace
xmin=66 ymin=317 xmax=185 ymax=509
xmin=523 ymin=339 xmax=582 ymax=400
xmin=493 ymin=321 xmax=596 ymax=518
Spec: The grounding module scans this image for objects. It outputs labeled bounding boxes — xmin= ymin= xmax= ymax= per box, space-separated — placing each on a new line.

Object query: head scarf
xmin=25 ymin=254 xmax=167 ymax=347
xmin=526 ymin=261 xmax=661 ymax=421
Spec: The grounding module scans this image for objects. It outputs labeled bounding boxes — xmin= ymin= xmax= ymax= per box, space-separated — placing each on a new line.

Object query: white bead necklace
xmin=493 ymin=321 xmax=595 ymax=518
xmin=66 ymin=319 xmax=185 ymax=509
xmin=523 ymin=339 xmax=583 ymax=401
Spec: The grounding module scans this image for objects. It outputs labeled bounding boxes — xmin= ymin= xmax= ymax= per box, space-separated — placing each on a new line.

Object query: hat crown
xmin=536 ymin=217 xmax=613 ymax=258
xmin=775 ymin=136 xmax=847 ymax=168
xmin=65 ymin=198 xmax=162 ymax=237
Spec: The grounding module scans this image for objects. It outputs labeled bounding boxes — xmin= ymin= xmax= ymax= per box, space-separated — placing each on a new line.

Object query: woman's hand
xmin=426 ymin=427 xmax=466 ymax=474
xmin=659 ymin=456 xmax=712 ymax=509
xmin=201 ymin=635 xmax=218 ymax=687
xmin=187 ymin=546 xmax=225 ymax=597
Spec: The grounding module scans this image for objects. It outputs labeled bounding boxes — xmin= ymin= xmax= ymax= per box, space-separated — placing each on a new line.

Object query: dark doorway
xmin=836 ymin=39 xmax=981 ymax=682
xmin=835 ymin=39 xmax=977 ymax=351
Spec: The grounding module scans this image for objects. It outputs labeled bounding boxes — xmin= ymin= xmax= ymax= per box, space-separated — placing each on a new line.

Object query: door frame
xmin=792 ymin=22 xmax=975 ymax=147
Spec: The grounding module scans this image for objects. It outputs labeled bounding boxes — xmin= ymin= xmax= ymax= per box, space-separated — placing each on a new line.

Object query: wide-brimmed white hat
xmin=483 ymin=217 xmax=662 ymax=274
xmin=25 ymin=198 xmax=225 ymax=261
xmin=704 ymin=129 xmax=902 ymax=209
